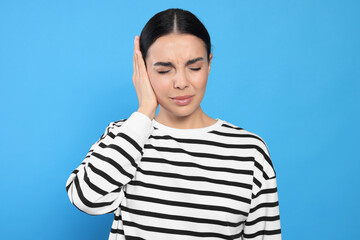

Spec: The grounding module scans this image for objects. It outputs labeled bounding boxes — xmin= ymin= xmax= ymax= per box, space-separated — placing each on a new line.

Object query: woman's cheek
xmin=149 ymin=77 xmax=166 ymax=96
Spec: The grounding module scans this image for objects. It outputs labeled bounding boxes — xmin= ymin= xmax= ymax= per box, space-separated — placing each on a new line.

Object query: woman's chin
xmin=159 ymin=103 xmax=201 ymax=119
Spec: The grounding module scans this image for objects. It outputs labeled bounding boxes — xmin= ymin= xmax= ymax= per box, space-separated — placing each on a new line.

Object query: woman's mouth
xmin=171 ymin=95 xmax=193 ymax=106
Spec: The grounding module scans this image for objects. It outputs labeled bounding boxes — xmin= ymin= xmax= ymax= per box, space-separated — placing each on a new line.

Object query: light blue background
xmin=1 ymin=0 xmax=359 ymax=239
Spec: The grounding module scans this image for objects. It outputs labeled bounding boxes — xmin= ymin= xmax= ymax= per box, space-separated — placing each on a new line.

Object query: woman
xmin=66 ymin=8 xmax=281 ymax=240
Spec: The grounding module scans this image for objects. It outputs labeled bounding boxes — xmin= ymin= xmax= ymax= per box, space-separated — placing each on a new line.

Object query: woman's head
xmin=139 ymin=8 xmax=213 ymax=121
xmin=140 ymin=8 xmax=211 ymax=64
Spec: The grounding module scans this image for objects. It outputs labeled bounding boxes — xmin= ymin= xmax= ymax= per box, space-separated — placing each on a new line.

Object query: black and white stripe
xmin=66 ymin=112 xmax=281 ymax=239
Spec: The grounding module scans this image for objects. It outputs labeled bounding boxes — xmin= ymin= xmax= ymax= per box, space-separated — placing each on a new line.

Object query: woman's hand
xmin=133 ymin=35 xmax=158 ymax=120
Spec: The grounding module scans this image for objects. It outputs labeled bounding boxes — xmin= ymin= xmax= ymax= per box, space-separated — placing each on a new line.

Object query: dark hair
xmin=140 ymin=8 xmax=211 ymax=65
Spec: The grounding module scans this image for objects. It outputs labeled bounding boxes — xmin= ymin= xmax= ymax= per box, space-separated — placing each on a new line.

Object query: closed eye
xmin=158 ymin=67 xmax=201 ymax=74
xmin=190 ymin=67 xmax=201 ymax=71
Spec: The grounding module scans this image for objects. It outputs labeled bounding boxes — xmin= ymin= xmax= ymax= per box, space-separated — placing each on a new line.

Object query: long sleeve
xmin=65 ymin=112 xmax=153 ymax=215
xmin=242 ymin=144 xmax=282 ymax=240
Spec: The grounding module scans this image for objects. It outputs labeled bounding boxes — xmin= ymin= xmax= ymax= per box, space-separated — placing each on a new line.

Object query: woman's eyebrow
xmin=153 ymin=57 xmax=204 ymax=67
xmin=186 ymin=57 xmax=204 ymax=66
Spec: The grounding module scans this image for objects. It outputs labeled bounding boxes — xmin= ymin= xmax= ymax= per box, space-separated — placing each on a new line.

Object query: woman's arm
xmin=65 ymin=111 xmax=153 ymax=215
xmin=243 ymin=144 xmax=282 ymax=239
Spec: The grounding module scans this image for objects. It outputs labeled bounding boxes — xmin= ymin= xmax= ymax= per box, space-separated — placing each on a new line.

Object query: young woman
xmin=66 ymin=8 xmax=282 ymax=240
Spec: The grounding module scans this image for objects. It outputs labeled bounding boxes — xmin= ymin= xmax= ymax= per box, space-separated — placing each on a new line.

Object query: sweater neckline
xmin=152 ymin=118 xmax=223 ymax=136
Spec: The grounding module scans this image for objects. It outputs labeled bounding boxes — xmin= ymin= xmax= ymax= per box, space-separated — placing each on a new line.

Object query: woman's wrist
xmin=137 ymin=107 xmax=156 ymax=120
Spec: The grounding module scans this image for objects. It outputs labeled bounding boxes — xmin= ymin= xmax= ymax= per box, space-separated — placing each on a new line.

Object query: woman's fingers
xmin=133 ymin=36 xmax=148 ymax=83
xmin=133 ymin=36 xmax=139 ymax=83
xmin=133 ymin=35 xmax=143 ymax=103
xmin=132 ymin=35 xmax=158 ymax=119
xmin=134 ymin=35 xmax=140 ymax=53
xmin=136 ymin=50 xmax=146 ymax=72
xmin=134 ymin=36 xmax=145 ymax=73
xmin=135 ymin=39 xmax=148 ymax=76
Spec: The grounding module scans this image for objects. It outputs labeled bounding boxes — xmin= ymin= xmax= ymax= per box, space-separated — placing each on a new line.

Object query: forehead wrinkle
xmin=151 ymin=47 xmax=202 ymax=66
xmin=153 ymin=57 xmax=204 ymax=68
xmin=147 ymin=34 xmax=206 ymax=67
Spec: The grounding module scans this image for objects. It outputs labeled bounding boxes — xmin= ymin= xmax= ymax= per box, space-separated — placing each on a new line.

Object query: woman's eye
xmin=190 ymin=67 xmax=201 ymax=71
xmin=157 ymin=68 xmax=200 ymax=74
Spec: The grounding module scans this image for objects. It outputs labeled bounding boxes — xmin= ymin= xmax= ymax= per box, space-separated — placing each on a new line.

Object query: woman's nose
xmin=173 ymin=70 xmax=189 ymax=89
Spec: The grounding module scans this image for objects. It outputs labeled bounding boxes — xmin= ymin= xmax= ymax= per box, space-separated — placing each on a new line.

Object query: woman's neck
xmin=154 ymin=106 xmax=216 ymax=129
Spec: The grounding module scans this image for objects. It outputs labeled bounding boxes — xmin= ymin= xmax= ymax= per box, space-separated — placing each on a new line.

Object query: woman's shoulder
xmin=219 ymin=119 xmax=275 ymax=176
xmin=218 ymin=119 xmax=267 ymax=143
xmin=218 ymin=119 xmax=271 ymax=156
xmin=103 ymin=118 xmax=128 ymax=130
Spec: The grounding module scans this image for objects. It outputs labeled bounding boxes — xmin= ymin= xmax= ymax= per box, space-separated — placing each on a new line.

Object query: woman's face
xmin=145 ymin=33 xmax=212 ymax=118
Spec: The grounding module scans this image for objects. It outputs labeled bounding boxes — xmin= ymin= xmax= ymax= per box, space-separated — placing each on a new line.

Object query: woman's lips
xmin=171 ymin=95 xmax=193 ymax=106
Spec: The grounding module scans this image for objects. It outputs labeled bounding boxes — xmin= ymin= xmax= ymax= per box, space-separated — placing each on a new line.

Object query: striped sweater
xmin=66 ymin=111 xmax=281 ymax=240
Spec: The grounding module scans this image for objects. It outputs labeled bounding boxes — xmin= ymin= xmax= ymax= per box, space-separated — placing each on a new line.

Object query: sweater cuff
xmin=120 ymin=111 xmax=153 ymax=144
